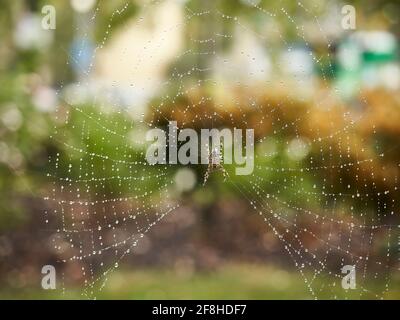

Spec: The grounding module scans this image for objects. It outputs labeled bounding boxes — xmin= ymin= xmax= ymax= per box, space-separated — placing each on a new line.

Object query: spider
xmin=203 ymin=145 xmax=229 ymax=186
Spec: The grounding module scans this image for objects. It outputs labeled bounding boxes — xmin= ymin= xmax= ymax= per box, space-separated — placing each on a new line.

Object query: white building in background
xmin=212 ymin=25 xmax=272 ymax=84
xmin=63 ymin=0 xmax=185 ymax=120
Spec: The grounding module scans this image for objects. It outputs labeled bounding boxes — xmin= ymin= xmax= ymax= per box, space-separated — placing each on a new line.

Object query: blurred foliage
xmin=0 ymin=0 xmax=140 ymax=229
xmin=1 ymin=264 xmax=400 ymax=299
xmin=0 ymin=0 xmax=398 ymax=229
xmin=148 ymin=85 xmax=400 ymax=217
xmin=0 ymin=0 xmax=399 ymax=298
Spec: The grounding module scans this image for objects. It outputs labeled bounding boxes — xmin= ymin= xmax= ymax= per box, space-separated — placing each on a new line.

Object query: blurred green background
xmin=0 ymin=0 xmax=399 ymax=299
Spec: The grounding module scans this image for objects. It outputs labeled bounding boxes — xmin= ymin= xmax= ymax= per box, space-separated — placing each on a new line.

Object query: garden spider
xmin=203 ymin=145 xmax=229 ymax=186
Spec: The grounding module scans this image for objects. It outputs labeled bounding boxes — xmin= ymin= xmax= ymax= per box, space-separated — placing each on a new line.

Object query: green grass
xmin=1 ymin=264 xmax=399 ymax=300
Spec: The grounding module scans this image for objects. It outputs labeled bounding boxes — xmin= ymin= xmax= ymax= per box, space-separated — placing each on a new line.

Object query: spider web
xmin=44 ymin=0 xmax=400 ymax=299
